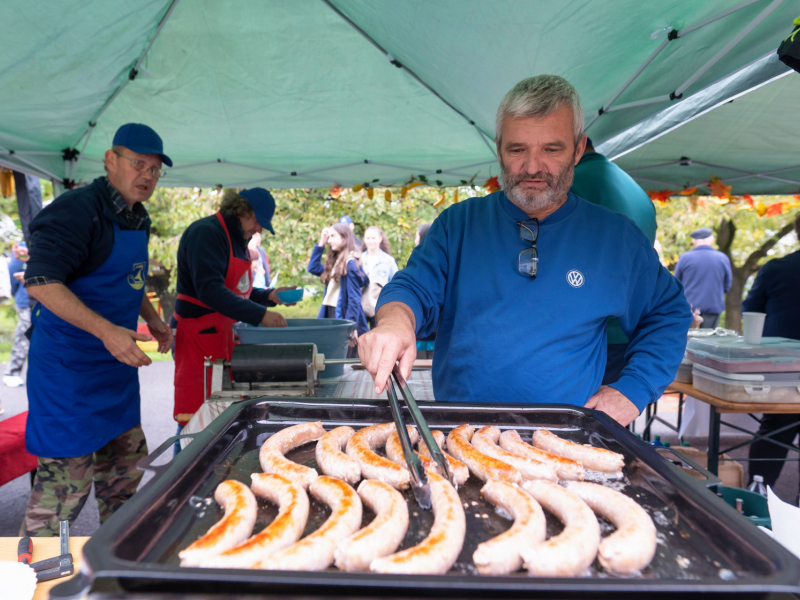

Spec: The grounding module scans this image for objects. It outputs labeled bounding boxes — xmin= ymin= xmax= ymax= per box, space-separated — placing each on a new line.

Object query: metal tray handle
xmin=658 ymin=446 xmax=722 ymax=488
xmin=137 ymin=433 xmax=198 ymax=479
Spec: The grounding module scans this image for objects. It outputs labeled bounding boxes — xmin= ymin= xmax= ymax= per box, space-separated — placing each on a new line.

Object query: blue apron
xmin=26 ymin=222 xmax=148 ymax=457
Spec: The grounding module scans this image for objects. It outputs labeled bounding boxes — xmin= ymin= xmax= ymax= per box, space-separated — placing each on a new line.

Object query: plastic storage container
xmin=686 ymin=337 xmax=800 ymax=374
xmin=235 ymin=318 xmax=355 ymax=377
xmin=692 ymin=364 xmax=800 ymax=404
xmin=675 ymin=356 xmax=693 ymax=383
xmin=716 ymin=485 xmax=771 ymax=528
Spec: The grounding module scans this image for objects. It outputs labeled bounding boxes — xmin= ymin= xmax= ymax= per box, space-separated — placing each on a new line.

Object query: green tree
xmin=655 ymin=195 xmax=799 ymax=332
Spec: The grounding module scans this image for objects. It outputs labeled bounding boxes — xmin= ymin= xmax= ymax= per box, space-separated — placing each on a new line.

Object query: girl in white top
xmin=361 ymin=226 xmax=398 ymax=287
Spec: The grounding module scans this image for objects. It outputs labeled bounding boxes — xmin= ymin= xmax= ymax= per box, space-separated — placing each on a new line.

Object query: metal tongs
xmin=385 ymin=365 xmax=453 ymax=509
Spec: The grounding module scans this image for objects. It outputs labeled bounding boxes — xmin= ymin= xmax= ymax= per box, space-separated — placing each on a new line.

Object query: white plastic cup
xmin=742 ymin=312 xmax=767 ymax=344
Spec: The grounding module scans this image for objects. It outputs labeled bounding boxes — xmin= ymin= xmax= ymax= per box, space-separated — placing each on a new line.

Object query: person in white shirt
xmin=361 ymin=226 xmax=398 ymax=328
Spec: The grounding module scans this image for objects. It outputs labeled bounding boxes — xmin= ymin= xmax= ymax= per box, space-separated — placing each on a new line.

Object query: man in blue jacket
xmin=359 ymin=75 xmax=692 ymax=425
xmin=673 ymin=228 xmax=732 ymax=328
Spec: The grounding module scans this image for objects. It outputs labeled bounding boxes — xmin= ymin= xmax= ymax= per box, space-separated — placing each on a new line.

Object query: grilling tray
xmin=60 ymin=398 xmax=800 ymax=598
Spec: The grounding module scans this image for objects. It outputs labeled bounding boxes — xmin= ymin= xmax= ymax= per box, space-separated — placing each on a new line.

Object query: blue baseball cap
xmin=338 ymin=215 xmax=354 ymax=225
xmin=690 ymin=227 xmax=713 ymax=239
xmin=112 ymin=123 xmax=172 ymax=167
xmin=240 ymin=188 xmax=276 ymax=234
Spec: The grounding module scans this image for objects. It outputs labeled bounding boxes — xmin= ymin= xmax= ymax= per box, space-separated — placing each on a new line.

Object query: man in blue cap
xmin=674 ymin=227 xmax=733 ymax=328
xmin=172 ymin=188 xmax=295 ymax=428
xmin=21 ymin=123 xmax=173 ymax=536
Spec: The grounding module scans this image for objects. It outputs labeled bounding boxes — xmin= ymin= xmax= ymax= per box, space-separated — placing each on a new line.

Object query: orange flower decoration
xmin=648 ymin=189 xmax=673 ymax=203
xmin=678 ymin=186 xmax=698 ymax=195
xmin=329 ymin=185 xmax=341 ymax=199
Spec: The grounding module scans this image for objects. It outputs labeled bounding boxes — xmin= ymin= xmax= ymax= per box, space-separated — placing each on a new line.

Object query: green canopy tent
xmin=599 ymin=53 xmax=800 ymax=195
xmin=0 ymin=0 xmax=797 ymax=190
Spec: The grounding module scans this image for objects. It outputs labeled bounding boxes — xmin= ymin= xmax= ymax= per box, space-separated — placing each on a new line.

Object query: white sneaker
xmin=3 ymin=375 xmax=24 ymax=388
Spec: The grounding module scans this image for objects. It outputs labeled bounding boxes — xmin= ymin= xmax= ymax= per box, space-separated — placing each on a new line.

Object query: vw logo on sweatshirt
xmin=566 ymin=270 xmax=584 ymax=288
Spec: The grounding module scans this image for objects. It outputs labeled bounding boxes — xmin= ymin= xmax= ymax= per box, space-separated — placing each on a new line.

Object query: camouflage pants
xmin=5 ymin=306 xmax=30 ymax=376
xmin=20 ymin=424 xmax=148 ymax=536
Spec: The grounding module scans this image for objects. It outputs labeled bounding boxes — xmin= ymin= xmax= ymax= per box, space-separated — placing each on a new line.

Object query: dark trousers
xmin=700 ymin=312 xmax=720 ymax=329
xmin=603 ymin=343 xmax=628 ymax=385
xmin=747 ymin=413 xmax=800 ymax=490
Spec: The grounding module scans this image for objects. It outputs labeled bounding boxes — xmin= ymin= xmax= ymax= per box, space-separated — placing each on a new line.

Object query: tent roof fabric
xmin=604 ymin=54 xmax=800 ymax=196
xmin=0 ymin=0 xmax=797 ymax=188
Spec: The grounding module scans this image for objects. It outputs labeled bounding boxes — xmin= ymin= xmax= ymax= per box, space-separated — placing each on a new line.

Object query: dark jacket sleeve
xmin=249 ymin=287 xmax=276 ymax=307
xmin=25 ymin=194 xmax=96 ymax=283
xmin=184 ymin=223 xmax=267 ymax=326
xmin=307 ymin=244 xmax=325 ymax=276
xmin=342 ymin=259 xmax=368 ymax=324
xmin=742 ymin=263 xmax=770 ymax=313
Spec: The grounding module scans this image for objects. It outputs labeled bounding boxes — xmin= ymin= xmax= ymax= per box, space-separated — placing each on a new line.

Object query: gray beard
xmin=500 ymin=156 xmax=575 ymax=213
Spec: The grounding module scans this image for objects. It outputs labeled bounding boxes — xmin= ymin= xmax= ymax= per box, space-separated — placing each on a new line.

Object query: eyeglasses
xmin=113 ymin=150 xmax=167 ymax=179
xmin=517 ymin=218 xmax=539 ymax=279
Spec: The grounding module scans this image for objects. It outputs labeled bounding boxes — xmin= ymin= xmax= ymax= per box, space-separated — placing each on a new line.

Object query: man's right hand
xmin=261 ymin=311 xmax=288 ymax=328
xmin=100 ymin=325 xmax=153 ymax=367
xmin=358 ymin=302 xmax=417 ymax=394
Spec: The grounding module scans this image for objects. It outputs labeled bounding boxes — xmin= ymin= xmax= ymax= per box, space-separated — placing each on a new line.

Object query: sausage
xmin=499 ymin=430 xmax=585 ymax=481
xmin=445 ymin=424 xmax=521 ymax=483
xmin=334 ymin=480 xmax=410 ymax=572
xmin=520 ymin=480 xmax=600 ymax=577
xmin=260 ymin=421 xmax=326 ymax=488
xmin=315 ymin=426 xmax=361 ymax=485
xmin=370 ymin=472 xmax=465 ymax=575
xmin=417 ymin=430 xmax=470 ymax=486
xmin=200 ymin=473 xmax=309 ymax=568
xmin=257 ymin=476 xmax=362 ymax=571
xmin=472 ymin=426 xmax=557 ymax=482
xmin=531 ymin=429 xmax=624 ymax=475
xmin=473 ymin=479 xmax=547 ymax=575
xmin=346 ymin=423 xmax=410 ymax=490
xmin=565 ymin=481 xmax=657 ymax=575
xmin=179 ymin=480 xmax=258 ymax=567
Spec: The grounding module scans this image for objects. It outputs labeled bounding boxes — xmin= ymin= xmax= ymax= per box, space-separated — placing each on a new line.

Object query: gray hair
xmin=495 ymin=75 xmax=584 ymax=145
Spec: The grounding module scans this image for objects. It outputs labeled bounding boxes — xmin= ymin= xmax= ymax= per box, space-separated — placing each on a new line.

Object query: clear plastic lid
xmin=686 ymin=336 xmax=800 ymax=363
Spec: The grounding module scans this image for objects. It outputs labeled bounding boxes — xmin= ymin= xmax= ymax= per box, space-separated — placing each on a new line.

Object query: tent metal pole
xmin=70 ymin=0 xmax=181 ymax=151
xmin=724 ymin=165 xmax=800 ymax=182
xmin=0 ymin=150 xmax=63 ymax=183
xmin=585 ymin=0 xmax=765 ymax=131
xmin=13 ymin=151 xmax=63 ymax=156
xmin=604 ymin=95 xmax=672 ymax=113
xmin=630 ymin=175 xmax=680 ymax=188
xmin=321 ymin=0 xmax=496 ymax=151
xmin=676 ymin=0 xmax=763 ymax=37
xmin=475 ymin=127 xmax=497 ymax=158
xmin=623 ymin=160 xmax=683 ymax=173
xmin=216 ymin=160 xmax=285 ymax=175
xmin=167 ymin=160 xmax=222 ymax=172
xmin=292 ymin=161 xmax=367 ymax=176
xmin=675 ymin=0 xmax=786 ymax=97
xmin=69 ymin=121 xmax=97 ymax=181
xmin=585 ymin=38 xmax=670 ymax=131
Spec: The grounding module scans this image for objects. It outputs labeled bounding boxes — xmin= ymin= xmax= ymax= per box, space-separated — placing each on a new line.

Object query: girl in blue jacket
xmin=307 ymin=223 xmax=369 ymax=354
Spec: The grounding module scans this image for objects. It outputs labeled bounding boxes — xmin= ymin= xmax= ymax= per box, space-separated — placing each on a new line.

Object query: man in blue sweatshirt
xmin=359 ymin=75 xmax=692 ymax=425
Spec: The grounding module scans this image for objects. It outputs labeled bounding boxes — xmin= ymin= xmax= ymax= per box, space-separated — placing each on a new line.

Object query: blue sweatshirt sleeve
xmin=307 ymin=244 xmax=325 ymax=276
xmin=376 ymin=216 xmax=448 ymax=337
xmin=742 ymin=263 xmax=769 ymax=313
xmin=612 ymin=244 xmax=693 ymax=410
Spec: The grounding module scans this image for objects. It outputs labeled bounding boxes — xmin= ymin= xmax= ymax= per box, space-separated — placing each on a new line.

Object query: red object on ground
xmin=0 ymin=411 xmax=38 ymax=487
xmin=136 ymin=322 xmax=150 ymax=335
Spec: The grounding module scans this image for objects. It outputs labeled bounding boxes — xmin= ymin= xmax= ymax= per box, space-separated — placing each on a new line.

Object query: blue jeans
xmin=173 ymin=423 xmax=183 ymax=457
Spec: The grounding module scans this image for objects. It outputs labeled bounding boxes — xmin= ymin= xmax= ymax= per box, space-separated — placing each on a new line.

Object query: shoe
xmin=3 ymin=375 xmax=24 ymax=388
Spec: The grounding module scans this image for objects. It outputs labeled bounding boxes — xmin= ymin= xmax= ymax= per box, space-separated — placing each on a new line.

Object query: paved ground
xmin=0 ymin=361 xmax=176 ymax=536
xmin=0 ymin=365 xmax=795 ymax=537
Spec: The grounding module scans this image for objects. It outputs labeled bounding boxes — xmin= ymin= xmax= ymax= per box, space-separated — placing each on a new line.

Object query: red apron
xmin=173 ymin=212 xmax=253 ymax=424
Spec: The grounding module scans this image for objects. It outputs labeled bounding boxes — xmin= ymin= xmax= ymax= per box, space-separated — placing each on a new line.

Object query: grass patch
xmin=273 ymin=295 xmax=324 ymax=319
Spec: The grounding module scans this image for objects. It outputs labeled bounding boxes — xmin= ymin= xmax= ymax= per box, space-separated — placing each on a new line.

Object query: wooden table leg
xmin=707 ymin=404 xmax=721 ymax=475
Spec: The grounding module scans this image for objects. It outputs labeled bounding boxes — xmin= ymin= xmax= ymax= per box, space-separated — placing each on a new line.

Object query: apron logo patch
xmin=566 ymin=270 xmax=584 ymax=288
xmin=237 ymin=270 xmax=250 ymax=293
xmin=127 ymin=262 xmax=146 ymax=290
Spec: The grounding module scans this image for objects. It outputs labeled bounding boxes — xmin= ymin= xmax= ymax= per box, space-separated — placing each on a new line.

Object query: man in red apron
xmin=173 ymin=188 xmax=293 ymax=427
xmin=21 ymin=123 xmax=173 ymax=536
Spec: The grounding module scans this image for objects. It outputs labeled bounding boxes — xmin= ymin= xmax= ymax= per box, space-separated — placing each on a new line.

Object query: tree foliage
xmin=654 ymin=195 xmax=799 ymax=331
